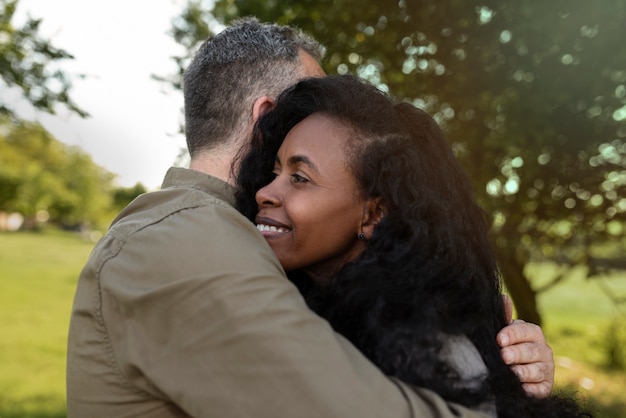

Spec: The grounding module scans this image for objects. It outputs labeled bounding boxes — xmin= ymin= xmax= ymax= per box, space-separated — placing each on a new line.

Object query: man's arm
xmin=497 ymin=295 xmax=555 ymax=398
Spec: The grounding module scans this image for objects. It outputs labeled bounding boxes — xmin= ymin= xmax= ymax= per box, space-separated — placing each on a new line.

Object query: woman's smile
xmin=256 ymin=216 xmax=291 ymax=237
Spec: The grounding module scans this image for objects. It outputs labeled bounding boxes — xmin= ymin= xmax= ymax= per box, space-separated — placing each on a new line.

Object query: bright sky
xmin=13 ymin=0 xmax=191 ymax=189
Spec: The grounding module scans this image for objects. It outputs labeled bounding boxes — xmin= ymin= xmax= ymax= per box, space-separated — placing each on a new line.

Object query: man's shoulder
xmin=88 ymin=182 xmax=280 ymax=289
xmin=103 ymin=183 xmax=273 ymax=264
xmin=110 ymin=185 xmax=240 ymax=238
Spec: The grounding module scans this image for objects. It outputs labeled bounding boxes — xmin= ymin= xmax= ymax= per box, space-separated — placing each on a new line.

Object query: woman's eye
xmin=291 ymin=174 xmax=309 ymax=183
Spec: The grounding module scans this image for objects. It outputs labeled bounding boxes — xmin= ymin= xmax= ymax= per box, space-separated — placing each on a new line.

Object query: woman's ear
xmin=360 ymin=198 xmax=386 ymax=239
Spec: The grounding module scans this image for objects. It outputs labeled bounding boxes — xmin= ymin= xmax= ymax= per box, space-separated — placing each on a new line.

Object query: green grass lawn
xmin=0 ymin=230 xmax=624 ymax=417
xmin=528 ymin=262 xmax=626 ymax=417
xmin=0 ymin=230 xmax=94 ymax=418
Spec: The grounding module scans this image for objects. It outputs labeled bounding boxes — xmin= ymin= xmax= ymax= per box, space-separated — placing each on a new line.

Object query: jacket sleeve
xmin=101 ymin=202 xmax=490 ymax=418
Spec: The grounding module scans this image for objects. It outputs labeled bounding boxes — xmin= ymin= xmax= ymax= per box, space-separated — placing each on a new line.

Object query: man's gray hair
xmin=183 ymin=17 xmax=325 ymax=157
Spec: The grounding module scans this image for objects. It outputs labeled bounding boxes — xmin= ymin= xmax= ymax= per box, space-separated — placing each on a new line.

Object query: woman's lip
xmin=255 ymin=216 xmax=290 ymax=230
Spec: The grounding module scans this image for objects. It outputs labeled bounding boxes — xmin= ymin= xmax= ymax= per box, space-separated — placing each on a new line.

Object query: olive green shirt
xmin=66 ymin=167 xmax=489 ymax=418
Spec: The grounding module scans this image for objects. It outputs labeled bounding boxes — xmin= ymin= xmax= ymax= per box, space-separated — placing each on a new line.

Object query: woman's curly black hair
xmin=235 ymin=75 xmax=590 ymax=417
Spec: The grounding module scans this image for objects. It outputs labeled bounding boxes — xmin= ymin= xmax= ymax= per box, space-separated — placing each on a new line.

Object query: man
xmin=67 ymin=18 xmax=553 ymax=417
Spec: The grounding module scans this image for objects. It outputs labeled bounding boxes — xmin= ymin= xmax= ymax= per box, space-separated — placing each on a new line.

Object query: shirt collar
xmin=161 ymin=167 xmax=237 ymax=206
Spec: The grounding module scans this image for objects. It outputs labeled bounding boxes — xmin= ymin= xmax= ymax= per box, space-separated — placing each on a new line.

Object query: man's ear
xmin=360 ymin=198 xmax=386 ymax=239
xmin=252 ymin=96 xmax=276 ymax=122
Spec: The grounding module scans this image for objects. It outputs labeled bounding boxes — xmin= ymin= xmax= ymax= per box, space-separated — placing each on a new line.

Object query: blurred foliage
xmin=0 ymin=118 xmax=146 ymax=230
xmin=0 ymin=0 xmax=145 ymax=232
xmin=0 ymin=0 xmax=87 ymax=119
xmin=161 ymin=0 xmax=626 ymax=324
xmin=111 ymin=182 xmax=148 ymax=214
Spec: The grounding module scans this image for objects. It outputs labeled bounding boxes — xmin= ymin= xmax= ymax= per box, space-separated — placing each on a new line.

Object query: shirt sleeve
xmin=100 ymin=202 xmax=490 ymax=418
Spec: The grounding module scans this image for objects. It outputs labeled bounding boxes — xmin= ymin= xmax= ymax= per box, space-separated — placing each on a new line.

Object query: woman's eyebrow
xmin=286 ymin=154 xmax=319 ymax=174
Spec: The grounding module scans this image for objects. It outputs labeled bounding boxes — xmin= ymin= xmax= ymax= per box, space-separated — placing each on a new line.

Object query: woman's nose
xmin=256 ymin=181 xmax=281 ymax=207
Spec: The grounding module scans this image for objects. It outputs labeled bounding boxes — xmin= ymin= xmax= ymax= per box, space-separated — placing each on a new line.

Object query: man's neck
xmin=189 ymin=151 xmax=237 ymax=185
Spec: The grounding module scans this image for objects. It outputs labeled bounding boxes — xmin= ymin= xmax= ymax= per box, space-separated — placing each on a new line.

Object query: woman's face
xmin=255 ymin=113 xmax=368 ymax=282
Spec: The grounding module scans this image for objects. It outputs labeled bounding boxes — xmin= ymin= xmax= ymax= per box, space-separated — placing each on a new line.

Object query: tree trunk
xmin=496 ymin=252 xmax=542 ymax=326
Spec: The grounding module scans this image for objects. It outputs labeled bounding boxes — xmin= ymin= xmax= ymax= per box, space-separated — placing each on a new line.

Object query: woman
xmin=236 ymin=75 xmax=589 ymax=417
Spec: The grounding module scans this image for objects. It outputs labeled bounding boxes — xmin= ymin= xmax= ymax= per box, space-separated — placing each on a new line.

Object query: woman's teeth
xmin=257 ymin=224 xmax=288 ymax=233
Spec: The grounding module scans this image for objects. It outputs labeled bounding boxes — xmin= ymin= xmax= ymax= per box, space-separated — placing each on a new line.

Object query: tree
xmin=163 ymin=0 xmax=626 ymax=324
xmin=0 ymin=117 xmax=115 ymax=229
xmin=111 ymin=183 xmax=148 ymax=214
xmin=0 ymin=0 xmax=87 ymax=119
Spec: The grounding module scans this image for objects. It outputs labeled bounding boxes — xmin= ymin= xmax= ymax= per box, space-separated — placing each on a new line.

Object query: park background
xmin=1 ymin=0 xmax=625 ymax=416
